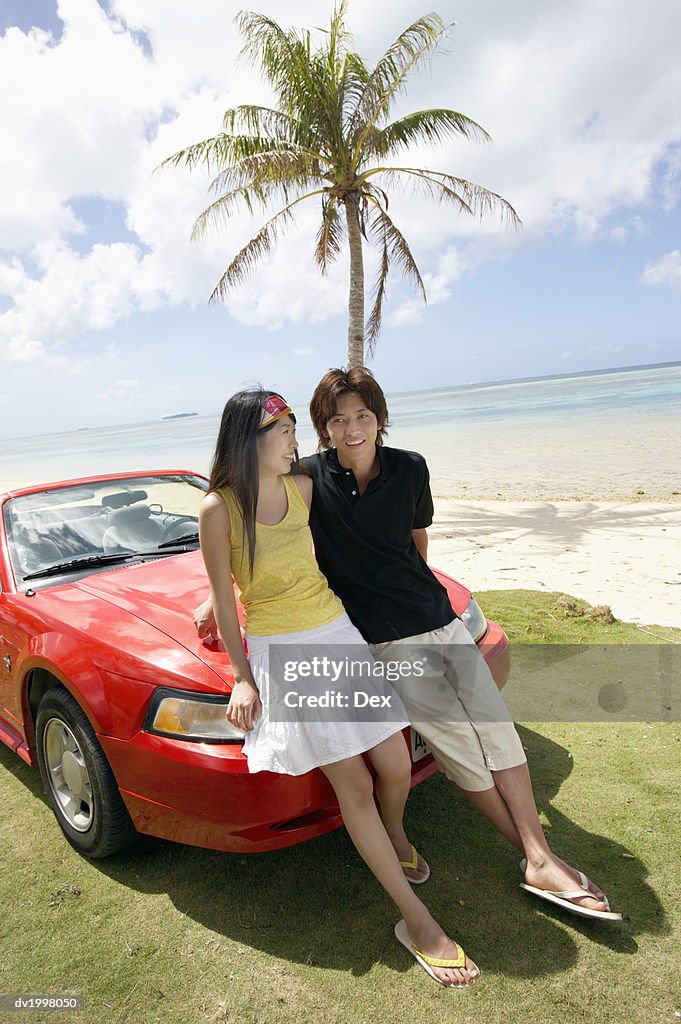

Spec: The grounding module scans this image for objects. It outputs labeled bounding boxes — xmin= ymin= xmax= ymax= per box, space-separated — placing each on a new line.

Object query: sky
xmin=0 ymin=0 xmax=680 ymax=437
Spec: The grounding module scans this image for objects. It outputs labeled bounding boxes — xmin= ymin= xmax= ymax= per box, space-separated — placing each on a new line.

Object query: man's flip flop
xmin=394 ymin=920 xmax=477 ymax=987
xmin=399 ymin=844 xmax=430 ymax=884
xmin=519 ymin=858 xmax=622 ymax=921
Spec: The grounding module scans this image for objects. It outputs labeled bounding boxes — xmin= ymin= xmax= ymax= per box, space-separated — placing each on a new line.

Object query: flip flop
xmin=394 ymin=920 xmax=477 ymax=987
xmin=399 ymin=844 xmax=430 ymax=884
xmin=519 ymin=858 xmax=622 ymax=921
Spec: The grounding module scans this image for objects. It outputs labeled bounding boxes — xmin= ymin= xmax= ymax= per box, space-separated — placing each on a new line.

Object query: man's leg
xmin=461 ymin=784 xmax=523 ymax=849
xmin=489 ymin=762 xmax=609 ymax=907
xmin=438 ymin=622 xmax=610 ymax=909
xmin=372 ymin=625 xmax=611 ymax=911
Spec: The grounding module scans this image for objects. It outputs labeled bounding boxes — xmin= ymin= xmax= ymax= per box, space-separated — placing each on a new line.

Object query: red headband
xmin=259 ymin=394 xmax=293 ymax=429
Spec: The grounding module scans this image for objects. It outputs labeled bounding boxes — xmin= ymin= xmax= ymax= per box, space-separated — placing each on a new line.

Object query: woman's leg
xmin=321 ymin=752 xmax=479 ymax=986
xmin=366 ymin=734 xmax=429 ymax=882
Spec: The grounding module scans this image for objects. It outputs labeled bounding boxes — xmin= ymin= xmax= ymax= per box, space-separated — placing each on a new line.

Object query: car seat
xmin=102 ymin=503 xmax=163 ymax=553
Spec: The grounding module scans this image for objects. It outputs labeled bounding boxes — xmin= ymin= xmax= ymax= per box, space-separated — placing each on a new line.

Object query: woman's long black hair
xmin=208 ymin=388 xmax=296 ymax=576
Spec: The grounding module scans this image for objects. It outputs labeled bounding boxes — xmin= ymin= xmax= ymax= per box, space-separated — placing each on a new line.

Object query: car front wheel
xmin=36 ymin=686 xmax=137 ymax=858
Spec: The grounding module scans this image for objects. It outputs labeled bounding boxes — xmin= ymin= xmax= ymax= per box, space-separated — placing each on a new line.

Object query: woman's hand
xmin=227 ymin=679 xmax=262 ymax=732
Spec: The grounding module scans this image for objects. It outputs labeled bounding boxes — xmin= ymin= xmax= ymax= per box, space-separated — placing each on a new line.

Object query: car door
xmin=0 ymin=582 xmax=28 ymax=749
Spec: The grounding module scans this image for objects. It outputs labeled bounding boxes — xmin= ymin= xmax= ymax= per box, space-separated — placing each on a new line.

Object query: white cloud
xmin=0 ymin=3 xmax=166 ymax=252
xmin=0 ymin=0 xmax=680 ymax=375
xmin=0 ymin=258 xmax=27 ymax=296
xmin=293 ymin=347 xmax=316 ymax=356
xmin=0 ymin=242 xmax=174 ymax=363
xmin=641 ymin=250 xmax=681 ymax=290
xmin=385 ymin=244 xmax=475 ymax=327
xmin=87 ymin=377 xmax=141 ymax=411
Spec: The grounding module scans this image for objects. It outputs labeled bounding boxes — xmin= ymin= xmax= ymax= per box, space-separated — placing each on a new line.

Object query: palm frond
xmin=157 ymin=134 xmax=233 ymax=175
xmin=158 ymin=132 xmax=292 ymax=177
xmin=209 ymin=190 xmax=326 ymax=302
xmin=317 ymin=2 xmax=367 ymax=145
xmin=235 ymin=11 xmax=301 ymax=84
xmin=365 ymin=226 xmax=390 ymax=348
xmin=366 ymin=167 xmax=521 ymax=227
xmin=366 ymin=108 xmax=491 ymax=160
xmin=210 ymin=214 xmax=287 ymax=304
xmin=223 ymin=105 xmax=300 ymax=141
xmin=236 ymin=10 xmax=348 ymax=162
xmin=192 ymin=186 xmax=264 ymax=240
xmin=192 ymin=179 xmax=326 ymax=240
xmin=236 ymin=12 xmax=319 ymax=123
xmin=364 ymin=198 xmax=427 ymax=354
xmin=369 ymin=202 xmax=426 ymax=299
xmin=209 ymin=147 xmax=328 ymax=197
xmin=339 ymin=50 xmax=371 ymax=126
xmin=349 ymin=13 xmax=451 ymax=160
xmin=314 ymin=198 xmax=344 ymax=273
xmin=323 ymin=0 xmax=352 ymax=53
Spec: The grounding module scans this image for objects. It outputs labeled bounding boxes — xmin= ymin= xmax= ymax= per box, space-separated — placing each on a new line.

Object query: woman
xmin=199 ymin=388 xmax=479 ymax=987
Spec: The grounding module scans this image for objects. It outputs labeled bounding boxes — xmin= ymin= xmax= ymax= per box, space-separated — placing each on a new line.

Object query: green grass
xmin=479 ymin=589 xmax=681 ymax=645
xmin=1 ymin=592 xmax=679 ymax=1024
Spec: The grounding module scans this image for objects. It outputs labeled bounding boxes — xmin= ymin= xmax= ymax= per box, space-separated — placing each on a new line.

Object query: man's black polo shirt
xmin=298 ymin=446 xmax=455 ymax=644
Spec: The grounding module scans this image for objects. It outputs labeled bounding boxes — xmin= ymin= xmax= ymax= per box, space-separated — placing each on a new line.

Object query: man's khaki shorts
xmin=369 ymin=617 xmax=526 ymax=791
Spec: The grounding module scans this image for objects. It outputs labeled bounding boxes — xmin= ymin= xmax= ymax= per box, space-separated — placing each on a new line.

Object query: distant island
xmin=161 ymin=412 xmax=199 ymax=420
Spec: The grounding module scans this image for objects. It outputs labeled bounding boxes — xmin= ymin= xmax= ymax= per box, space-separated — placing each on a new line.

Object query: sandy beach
xmin=429 ymin=499 xmax=681 ymax=629
xmin=2 ymin=470 xmax=679 ymax=628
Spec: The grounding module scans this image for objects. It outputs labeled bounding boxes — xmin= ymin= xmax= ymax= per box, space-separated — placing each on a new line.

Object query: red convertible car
xmin=0 ymin=470 xmax=510 ymax=858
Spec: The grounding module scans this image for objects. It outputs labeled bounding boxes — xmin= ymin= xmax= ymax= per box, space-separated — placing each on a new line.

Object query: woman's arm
xmin=199 ymin=493 xmax=261 ymax=732
xmin=193 ymin=472 xmax=311 ymax=638
xmin=412 ymin=528 xmax=428 ymax=561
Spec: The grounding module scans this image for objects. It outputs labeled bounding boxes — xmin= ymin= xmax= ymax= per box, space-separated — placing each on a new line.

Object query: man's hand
xmin=194 ymin=597 xmax=217 ymax=638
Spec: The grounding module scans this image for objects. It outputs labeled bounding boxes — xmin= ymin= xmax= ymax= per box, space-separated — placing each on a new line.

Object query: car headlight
xmin=144 ymin=687 xmax=246 ymax=743
xmin=460 ymin=596 xmax=488 ymax=642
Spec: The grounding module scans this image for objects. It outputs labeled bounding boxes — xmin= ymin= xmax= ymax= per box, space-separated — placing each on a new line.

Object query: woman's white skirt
xmin=243 ymin=612 xmax=410 ymax=775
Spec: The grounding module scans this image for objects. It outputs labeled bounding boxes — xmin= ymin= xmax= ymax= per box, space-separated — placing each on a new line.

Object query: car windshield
xmin=4 ymin=474 xmax=209 ymax=591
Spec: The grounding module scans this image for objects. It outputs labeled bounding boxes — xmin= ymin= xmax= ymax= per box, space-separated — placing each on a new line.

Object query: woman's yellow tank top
xmin=219 ymin=474 xmax=344 ymax=636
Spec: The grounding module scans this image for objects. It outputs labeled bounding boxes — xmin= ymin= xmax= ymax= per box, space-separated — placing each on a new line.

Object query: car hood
xmin=73 ymin=550 xmax=236 ymax=686
xmin=69 ymin=554 xmax=471 ymax=688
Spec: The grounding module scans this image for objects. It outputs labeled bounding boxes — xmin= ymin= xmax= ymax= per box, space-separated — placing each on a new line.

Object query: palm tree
xmin=161 ymin=4 xmax=520 ymax=366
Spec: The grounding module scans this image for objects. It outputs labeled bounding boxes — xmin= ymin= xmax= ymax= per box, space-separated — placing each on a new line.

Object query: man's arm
xmin=412 ymin=528 xmax=428 ymax=561
xmin=194 ymin=595 xmax=216 ymax=638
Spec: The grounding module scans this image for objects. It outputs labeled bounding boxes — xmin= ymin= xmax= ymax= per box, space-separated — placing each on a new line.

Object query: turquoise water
xmin=2 ymin=363 xmax=680 ymax=499
xmin=387 ymin=362 xmax=681 ymax=425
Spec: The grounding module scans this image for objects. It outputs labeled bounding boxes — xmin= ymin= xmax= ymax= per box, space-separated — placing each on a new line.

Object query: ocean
xmin=2 ymin=363 xmax=680 ymax=500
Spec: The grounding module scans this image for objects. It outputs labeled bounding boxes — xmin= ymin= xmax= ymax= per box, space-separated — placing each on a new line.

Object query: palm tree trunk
xmin=344 ymin=195 xmax=365 ymax=367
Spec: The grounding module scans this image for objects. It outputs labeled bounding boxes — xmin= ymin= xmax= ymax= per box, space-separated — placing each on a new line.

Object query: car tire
xmin=35 ymin=686 xmax=137 ymax=858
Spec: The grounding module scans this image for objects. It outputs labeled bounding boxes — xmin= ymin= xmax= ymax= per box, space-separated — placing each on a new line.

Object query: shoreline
xmin=431 ymin=491 xmax=681 ymax=503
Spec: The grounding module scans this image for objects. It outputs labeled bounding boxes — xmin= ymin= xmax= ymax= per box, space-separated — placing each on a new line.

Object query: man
xmin=197 ymin=367 xmax=619 ymax=920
